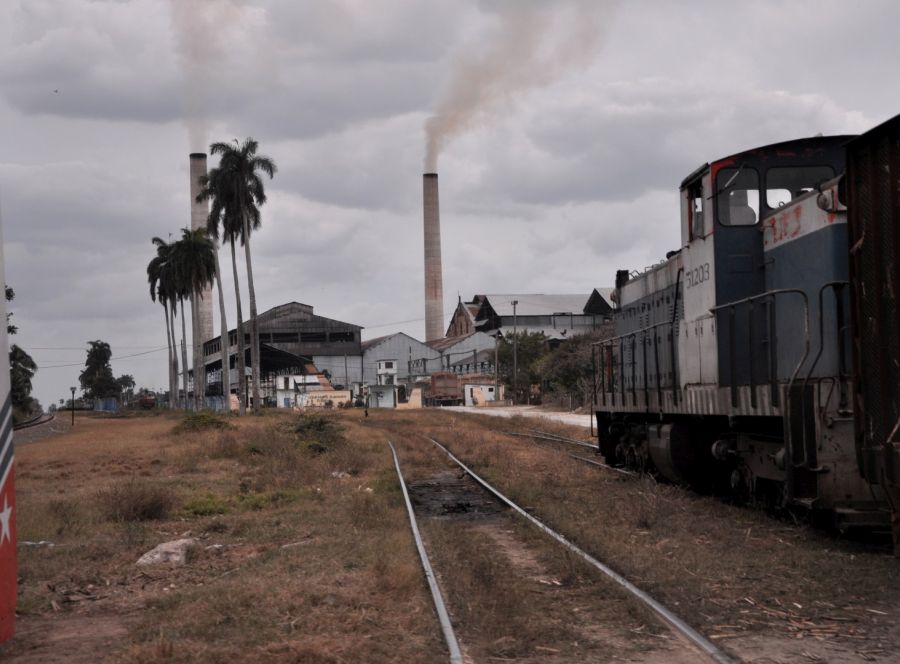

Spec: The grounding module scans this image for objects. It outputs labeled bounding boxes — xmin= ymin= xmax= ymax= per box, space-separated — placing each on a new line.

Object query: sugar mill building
xmin=202 ymin=302 xmax=364 ymax=397
xmin=445 ymin=289 xmax=614 ymax=341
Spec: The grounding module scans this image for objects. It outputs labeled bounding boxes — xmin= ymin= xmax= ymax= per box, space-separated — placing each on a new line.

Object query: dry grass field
xmin=3 ymin=408 xmax=898 ymax=663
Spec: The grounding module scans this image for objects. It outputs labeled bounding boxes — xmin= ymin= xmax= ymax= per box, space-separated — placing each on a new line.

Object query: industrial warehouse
xmin=195 ymin=288 xmax=614 ymax=410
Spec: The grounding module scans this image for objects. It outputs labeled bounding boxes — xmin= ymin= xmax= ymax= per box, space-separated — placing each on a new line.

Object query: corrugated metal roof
xmin=592 ymin=288 xmax=615 ymax=304
xmin=480 ymin=294 xmax=590 ymax=317
xmin=426 ymin=333 xmax=475 ymax=351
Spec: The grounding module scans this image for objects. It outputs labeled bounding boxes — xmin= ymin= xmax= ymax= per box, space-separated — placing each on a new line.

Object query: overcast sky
xmin=1 ymin=0 xmax=896 ymax=408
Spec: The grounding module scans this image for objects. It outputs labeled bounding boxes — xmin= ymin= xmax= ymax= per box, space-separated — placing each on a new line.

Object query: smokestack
xmin=423 ymin=173 xmax=444 ymax=342
xmin=190 ymin=153 xmax=214 ymax=344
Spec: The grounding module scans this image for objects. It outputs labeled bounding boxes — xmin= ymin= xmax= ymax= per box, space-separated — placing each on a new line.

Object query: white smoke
xmin=424 ymin=0 xmax=619 ymax=172
xmin=168 ymin=0 xmax=249 ymax=152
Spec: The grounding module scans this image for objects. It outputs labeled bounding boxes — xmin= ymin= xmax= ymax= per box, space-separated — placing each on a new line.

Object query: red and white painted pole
xmin=0 ymin=225 xmax=16 ymax=642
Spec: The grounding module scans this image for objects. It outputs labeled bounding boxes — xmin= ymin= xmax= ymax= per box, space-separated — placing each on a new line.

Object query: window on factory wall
xmin=273 ymin=332 xmax=300 ymax=343
xmin=765 ymin=166 xmax=835 ymax=209
xmin=716 ymin=167 xmax=760 ymax=226
xmin=283 ymin=377 xmax=290 ymax=389
xmin=384 ymin=361 xmax=394 ymax=369
xmin=299 ymin=332 xmax=325 ymax=342
xmin=329 ymin=331 xmax=355 ymax=342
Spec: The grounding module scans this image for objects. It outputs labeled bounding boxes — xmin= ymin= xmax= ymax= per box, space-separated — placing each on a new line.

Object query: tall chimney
xmin=190 ymin=153 xmax=214 ymax=345
xmin=423 ymin=173 xmax=444 ymax=342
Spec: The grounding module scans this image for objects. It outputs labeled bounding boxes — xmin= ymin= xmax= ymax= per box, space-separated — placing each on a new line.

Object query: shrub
xmin=97 ymin=479 xmax=174 ymax=522
xmin=292 ymin=413 xmax=343 ymax=455
xmin=172 ymin=412 xmax=234 ymax=434
xmin=184 ymin=493 xmax=230 ymax=516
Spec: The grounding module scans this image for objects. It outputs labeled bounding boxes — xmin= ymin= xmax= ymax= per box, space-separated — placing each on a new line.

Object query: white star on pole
xmin=0 ymin=496 xmax=12 ymax=545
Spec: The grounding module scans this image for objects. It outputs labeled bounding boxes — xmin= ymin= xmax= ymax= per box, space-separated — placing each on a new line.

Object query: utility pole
xmin=70 ymin=386 xmax=76 ymax=426
xmin=494 ymin=332 xmax=500 ymax=399
xmin=511 ymin=300 xmax=519 ymax=405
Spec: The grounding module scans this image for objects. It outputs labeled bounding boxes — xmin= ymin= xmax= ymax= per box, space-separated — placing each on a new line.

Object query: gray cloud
xmin=0 ymin=0 xmax=896 ymax=409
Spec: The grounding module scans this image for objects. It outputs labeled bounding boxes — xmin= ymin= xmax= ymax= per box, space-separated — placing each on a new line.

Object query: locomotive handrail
xmin=590 ymin=319 xmax=675 ymax=347
xmin=591 ymin=319 xmax=677 ymax=410
xmin=712 ymin=287 xmax=810 ymax=502
xmin=797 ymin=281 xmax=850 ymax=469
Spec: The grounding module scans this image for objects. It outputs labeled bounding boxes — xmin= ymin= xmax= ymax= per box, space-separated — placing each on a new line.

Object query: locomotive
xmin=592 ymin=113 xmax=900 ymax=548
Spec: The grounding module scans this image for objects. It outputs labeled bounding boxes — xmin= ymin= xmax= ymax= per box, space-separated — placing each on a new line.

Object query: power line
xmin=37 ymin=346 xmax=168 ymax=369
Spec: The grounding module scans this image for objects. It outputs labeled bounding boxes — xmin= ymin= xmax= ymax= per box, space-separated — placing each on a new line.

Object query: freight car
xmin=425 ymin=372 xmax=464 ymax=406
xmin=592 ymin=114 xmax=900 ymax=548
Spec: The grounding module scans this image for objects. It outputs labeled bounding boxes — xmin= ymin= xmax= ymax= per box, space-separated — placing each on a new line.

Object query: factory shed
xmin=425 ymin=331 xmax=497 ymax=374
xmin=447 ymin=292 xmax=613 ymax=341
xmin=360 ymin=332 xmax=439 ymax=385
xmin=202 ymin=301 xmax=364 ymax=395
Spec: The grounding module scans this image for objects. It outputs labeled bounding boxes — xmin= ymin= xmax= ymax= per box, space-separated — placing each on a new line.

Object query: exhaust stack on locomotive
xmin=423 ymin=173 xmax=444 ymax=342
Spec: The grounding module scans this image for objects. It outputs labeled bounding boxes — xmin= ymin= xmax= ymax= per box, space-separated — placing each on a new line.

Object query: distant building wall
xmin=363 ymin=333 xmax=439 ymax=384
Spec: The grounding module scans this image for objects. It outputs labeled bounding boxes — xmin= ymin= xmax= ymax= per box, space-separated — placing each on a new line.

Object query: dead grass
xmin=97 ymin=479 xmax=175 ymax=522
xmin=10 ymin=410 xmax=442 ymax=663
xmin=392 ymin=410 xmax=900 ymax=651
xmin=10 ymin=409 xmax=899 ymax=663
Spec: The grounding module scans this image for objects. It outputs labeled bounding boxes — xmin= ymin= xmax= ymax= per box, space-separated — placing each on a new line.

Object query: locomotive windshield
xmin=716 ymin=164 xmax=837 ymax=224
xmin=764 ymin=165 xmax=835 ymax=209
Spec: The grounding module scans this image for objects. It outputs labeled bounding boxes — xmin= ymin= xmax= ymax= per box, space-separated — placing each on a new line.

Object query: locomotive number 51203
xmin=685 ymin=263 xmax=710 ymax=288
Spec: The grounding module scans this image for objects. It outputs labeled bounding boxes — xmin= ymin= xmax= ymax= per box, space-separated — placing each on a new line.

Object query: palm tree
xmin=147 ymin=237 xmax=179 ymax=408
xmin=197 ymin=167 xmax=246 ymax=415
xmin=172 ymin=228 xmax=217 ymax=410
xmin=198 ymin=137 xmax=277 ymax=413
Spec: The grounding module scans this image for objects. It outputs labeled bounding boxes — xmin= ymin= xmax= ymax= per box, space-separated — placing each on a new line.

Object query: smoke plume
xmin=168 ymin=0 xmax=248 ymax=151
xmin=424 ymin=0 xmax=618 ymax=171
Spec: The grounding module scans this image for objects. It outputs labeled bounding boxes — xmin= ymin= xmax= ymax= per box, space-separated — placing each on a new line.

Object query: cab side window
xmin=688 ymin=181 xmax=704 ymax=239
xmin=716 ymin=167 xmax=760 ymax=226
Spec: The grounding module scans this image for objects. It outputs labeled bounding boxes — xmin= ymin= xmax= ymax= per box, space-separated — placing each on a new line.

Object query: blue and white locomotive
xmin=593 ymin=114 xmax=900 ymax=544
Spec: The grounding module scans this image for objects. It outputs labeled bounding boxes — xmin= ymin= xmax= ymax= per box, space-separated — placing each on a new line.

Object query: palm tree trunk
xmin=242 ymin=214 xmax=261 ymax=413
xmin=180 ymin=298 xmax=189 ymax=410
xmin=191 ymin=291 xmax=204 ymax=411
xmin=230 ymin=239 xmax=247 ymax=416
xmin=163 ymin=303 xmax=174 ymax=410
xmin=212 ymin=243 xmax=230 ymax=412
xmin=168 ymin=301 xmax=179 ymax=409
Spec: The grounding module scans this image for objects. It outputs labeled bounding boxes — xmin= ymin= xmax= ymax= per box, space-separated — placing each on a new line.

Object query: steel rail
xmin=524 ymin=428 xmax=596 ymax=449
xmin=504 ymin=430 xmax=637 ymax=477
xmin=567 ymin=453 xmax=637 ymax=477
xmin=388 ymin=442 xmax=463 ymax=664
xmin=12 ymin=413 xmax=55 ymax=431
xmin=425 ymin=436 xmax=736 ymax=664
xmin=504 ymin=430 xmax=594 ymax=450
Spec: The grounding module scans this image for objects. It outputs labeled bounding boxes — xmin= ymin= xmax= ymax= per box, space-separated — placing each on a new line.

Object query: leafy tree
xmin=79 ymin=340 xmax=119 ymax=399
xmin=171 ymin=228 xmax=217 ymax=409
xmin=497 ymin=331 xmax=547 ymax=404
xmin=10 ymin=344 xmax=37 ymax=416
xmin=5 ymin=285 xmax=16 ymax=335
xmin=198 ymin=138 xmax=276 ymax=413
xmin=536 ymin=331 xmax=609 ymax=409
xmin=6 ymin=285 xmax=39 ymax=419
xmin=116 ymin=374 xmax=136 ymax=405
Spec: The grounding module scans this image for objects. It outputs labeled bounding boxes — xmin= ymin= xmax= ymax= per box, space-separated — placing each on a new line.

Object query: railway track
xmin=505 ymin=428 xmax=637 ymax=477
xmin=390 ymin=434 xmax=736 ymax=664
xmin=12 ymin=412 xmax=55 ymax=430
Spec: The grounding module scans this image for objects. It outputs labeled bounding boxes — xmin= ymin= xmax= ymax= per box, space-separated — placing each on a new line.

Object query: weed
xmin=96 ymin=479 xmax=174 ymax=522
xmin=291 ymin=413 xmax=344 ymax=455
xmin=184 ymin=493 xmax=230 ymax=516
xmin=46 ymin=497 xmax=84 ymax=535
